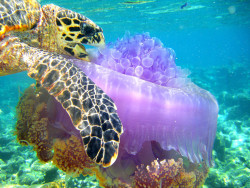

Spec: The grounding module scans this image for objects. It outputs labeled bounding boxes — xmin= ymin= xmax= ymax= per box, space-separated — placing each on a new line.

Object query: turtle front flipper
xmin=0 ymin=36 xmax=123 ymax=167
xmin=41 ymin=4 xmax=105 ymax=61
xmin=0 ymin=0 xmax=41 ymax=36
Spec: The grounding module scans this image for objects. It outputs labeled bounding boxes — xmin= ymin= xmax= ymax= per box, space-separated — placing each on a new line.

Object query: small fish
xmin=181 ymin=2 xmax=188 ymax=9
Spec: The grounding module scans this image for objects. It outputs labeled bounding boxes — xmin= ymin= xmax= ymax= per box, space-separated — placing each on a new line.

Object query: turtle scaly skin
xmin=0 ymin=36 xmax=123 ymax=167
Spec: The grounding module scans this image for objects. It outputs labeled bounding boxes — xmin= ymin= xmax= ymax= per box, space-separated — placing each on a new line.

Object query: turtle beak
xmin=91 ymin=31 xmax=105 ymax=48
xmin=98 ymin=32 xmax=105 ymax=47
xmin=78 ymin=19 xmax=105 ymax=48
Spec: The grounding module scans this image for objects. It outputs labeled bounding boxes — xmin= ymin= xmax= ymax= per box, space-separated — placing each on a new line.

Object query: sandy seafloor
xmin=0 ymin=0 xmax=249 ymax=187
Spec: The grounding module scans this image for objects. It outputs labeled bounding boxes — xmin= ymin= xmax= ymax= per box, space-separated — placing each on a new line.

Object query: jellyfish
xmin=74 ymin=33 xmax=218 ymax=186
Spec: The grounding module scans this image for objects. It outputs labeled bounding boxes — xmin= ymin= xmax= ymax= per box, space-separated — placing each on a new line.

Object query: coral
xmin=15 ymin=86 xmax=54 ymax=162
xmin=132 ymin=158 xmax=208 ymax=188
xmin=94 ymin=168 xmax=131 ymax=188
xmin=39 ymin=180 xmax=66 ymax=188
xmin=93 ymin=154 xmax=209 ymax=188
xmin=52 ymin=135 xmax=97 ymax=176
xmin=66 ymin=174 xmax=100 ymax=188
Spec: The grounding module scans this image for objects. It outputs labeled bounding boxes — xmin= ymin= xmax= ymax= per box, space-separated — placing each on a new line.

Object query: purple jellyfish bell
xmin=73 ymin=33 xmax=218 ymax=169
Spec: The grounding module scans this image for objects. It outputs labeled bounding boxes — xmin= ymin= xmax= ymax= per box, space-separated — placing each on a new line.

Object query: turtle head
xmin=54 ymin=7 xmax=105 ymax=61
xmin=41 ymin=5 xmax=105 ymax=61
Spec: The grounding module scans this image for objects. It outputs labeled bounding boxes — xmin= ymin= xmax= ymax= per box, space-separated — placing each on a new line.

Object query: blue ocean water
xmin=0 ymin=0 xmax=249 ymax=187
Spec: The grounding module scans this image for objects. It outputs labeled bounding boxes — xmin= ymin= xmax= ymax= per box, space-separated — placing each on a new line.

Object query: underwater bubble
xmin=142 ymin=57 xmax=153 ymax=68
xmin=120 ymin=58 xmax=131 ymax=69
xmin=125 ymin=67 xmax=134 ymax=76
xmin=135 ymin=66 xmax=143 ymax=77
xmin=131 ymin=57 xmax=141 ymax=67
xmin=111 ymin=49 xmax=122 ymax=59
xmin=228 ymin=6 xmax=236 ymax=14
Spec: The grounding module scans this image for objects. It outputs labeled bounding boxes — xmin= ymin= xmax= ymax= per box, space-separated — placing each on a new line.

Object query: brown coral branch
xmin=133 ymin=158 xmax=208 ymax=188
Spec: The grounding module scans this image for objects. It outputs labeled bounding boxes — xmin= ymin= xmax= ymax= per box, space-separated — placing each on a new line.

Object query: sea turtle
xmin=0 ymin=0 xmax=123 ymax=167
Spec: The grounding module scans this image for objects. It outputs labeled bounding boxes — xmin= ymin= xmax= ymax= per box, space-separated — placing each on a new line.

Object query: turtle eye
xmin=80 ymin=23 xmax=95 ymax=36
